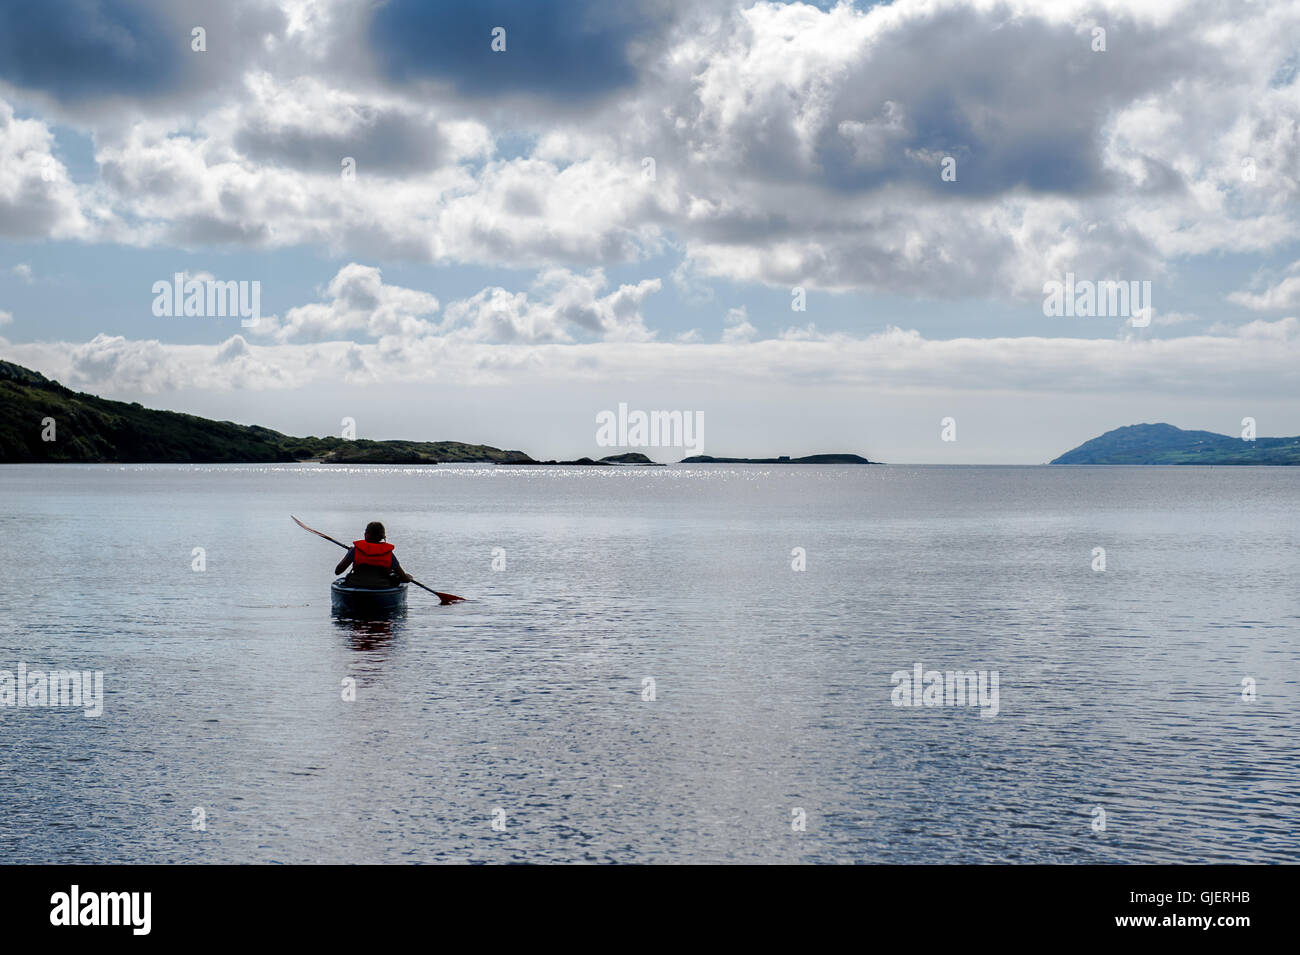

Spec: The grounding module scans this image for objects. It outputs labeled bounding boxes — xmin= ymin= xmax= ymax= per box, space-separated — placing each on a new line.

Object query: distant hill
xmin=0 ymin=360 xmax=293 ymax=463
xmin=680 ymin=453 xmax=875 ymax=464
xmin=1051 ymin=423 xmax=1300 ymax=465
xmin=0 ymin=359 xmax=529 ymax=464
xmin=0 ymin=360 xmax=882 ymax=466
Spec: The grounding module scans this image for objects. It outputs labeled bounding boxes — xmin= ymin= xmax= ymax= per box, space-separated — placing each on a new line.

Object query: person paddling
xmin=335 ymin=521 xmax=414 ymax=589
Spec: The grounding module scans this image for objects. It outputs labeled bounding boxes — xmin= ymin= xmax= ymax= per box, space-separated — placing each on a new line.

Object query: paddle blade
xmin=409 ymin=578 xmax=465 ymax=604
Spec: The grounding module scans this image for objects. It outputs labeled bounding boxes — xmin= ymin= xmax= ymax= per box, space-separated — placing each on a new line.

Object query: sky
xmin=1 ymin=0 xmax=1298 ymax=463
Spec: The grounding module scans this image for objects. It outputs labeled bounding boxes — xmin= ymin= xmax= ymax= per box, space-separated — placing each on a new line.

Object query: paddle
xmin=291 ymin=515 xmax=465 ymax=605
xmin=406 ymin=578 xmax=464 ymax=605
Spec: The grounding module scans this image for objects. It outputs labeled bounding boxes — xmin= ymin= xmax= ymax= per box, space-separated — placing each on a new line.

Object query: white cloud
xmin=3 ymin=0 xmax=1299 ymax=462
xmin=261 ymin=263 xmax=663 ymax=346
xmin=721 ymin=305 xmax=756 ymax=343
xmin=1228 ymin=261 xmax=1300 ymax=310
xmin=268 ymin=263 xmax=439 ymax=342
xmin=4 ymin=0 xmax=1296 ymax=301
xmin=778 ymin=322 xmax=851 ymax=342
xmin=440 ymin=268 xmax=662 ymax=343
xmin=0 ymin=101 xmax=86 ymax=239
xmin=8 ymin=317 xmax=1298 ymax=401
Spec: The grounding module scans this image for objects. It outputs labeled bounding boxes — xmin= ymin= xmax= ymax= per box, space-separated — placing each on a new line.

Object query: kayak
xmin=330 ymin=579 xmax=408 ymax=616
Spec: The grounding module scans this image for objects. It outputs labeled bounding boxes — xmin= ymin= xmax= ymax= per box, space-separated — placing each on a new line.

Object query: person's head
xmin=364 ymin=521 xmax=386 ymax=542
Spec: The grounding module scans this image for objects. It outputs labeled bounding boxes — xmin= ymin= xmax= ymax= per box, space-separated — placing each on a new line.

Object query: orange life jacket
xmin=352 ymin=539 xmax=395 ymax=568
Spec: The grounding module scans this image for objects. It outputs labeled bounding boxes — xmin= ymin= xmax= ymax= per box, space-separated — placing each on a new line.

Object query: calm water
xmin=0 ymin=464 xmax=1296 ymax=864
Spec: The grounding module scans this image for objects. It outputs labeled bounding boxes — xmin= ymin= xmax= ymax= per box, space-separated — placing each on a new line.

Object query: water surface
xmin=0 ymin=464 xmax=1295 ymax=863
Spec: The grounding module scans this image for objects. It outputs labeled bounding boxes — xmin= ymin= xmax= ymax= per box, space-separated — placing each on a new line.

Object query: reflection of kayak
xmin=331 ymin=579 xmax=408 ymax=617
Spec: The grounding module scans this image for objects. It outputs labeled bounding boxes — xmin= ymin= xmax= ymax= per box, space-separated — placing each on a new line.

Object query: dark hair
xmin=364 ymin=521 xmax=386 ymax=542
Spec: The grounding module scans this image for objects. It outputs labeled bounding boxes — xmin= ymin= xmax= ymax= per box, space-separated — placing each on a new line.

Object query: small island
xmin=679 ymin=453 xmax=875 ymax=464
xmin=501 ymin=453 xmax=664 ymax=466
xmin=600 ymin=452 xmax=664 ymax=465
